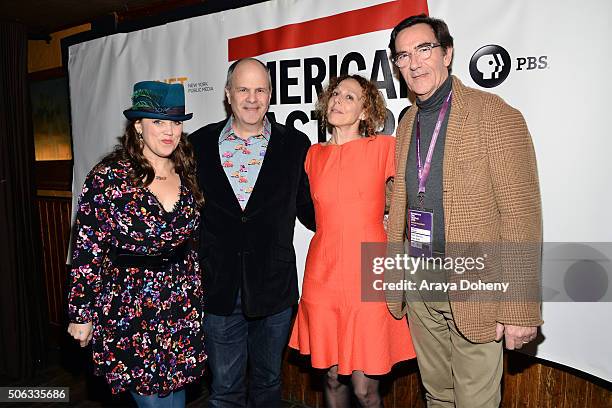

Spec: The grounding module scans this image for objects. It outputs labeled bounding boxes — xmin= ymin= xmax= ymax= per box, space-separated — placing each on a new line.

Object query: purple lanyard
xmin=415 ymin=90 xmax=452 ymax=207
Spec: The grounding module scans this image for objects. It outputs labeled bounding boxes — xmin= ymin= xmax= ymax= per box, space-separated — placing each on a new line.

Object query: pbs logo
xmin=469 ymin=45 xmax=511 ymax=88
xmin=470 ymin=44 xmax=549 ymax=88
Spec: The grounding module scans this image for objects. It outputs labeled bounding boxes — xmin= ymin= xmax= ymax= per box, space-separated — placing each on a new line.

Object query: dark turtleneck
xmin=415 ymin=74 xmax=453 ymax=113
xmin=405 ymin=75 xmax=453 ymax=256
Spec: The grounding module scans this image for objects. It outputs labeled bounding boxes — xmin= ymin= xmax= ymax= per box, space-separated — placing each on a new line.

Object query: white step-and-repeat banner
xmin=68 ymin=0 xmax=612 ymax=382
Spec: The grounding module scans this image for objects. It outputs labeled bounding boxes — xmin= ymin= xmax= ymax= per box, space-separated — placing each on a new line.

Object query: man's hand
xmin=495 ymin=323 xmax=537 ymax=350
xmin=67 ymin=322 xmax=93 ymax=347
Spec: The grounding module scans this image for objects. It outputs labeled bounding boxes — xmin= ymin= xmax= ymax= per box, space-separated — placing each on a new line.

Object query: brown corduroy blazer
xmin=384 ymin=76 xmax=543 ymax=343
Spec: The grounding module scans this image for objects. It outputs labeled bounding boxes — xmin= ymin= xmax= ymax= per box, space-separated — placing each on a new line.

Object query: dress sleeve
xmin=67 ymin=167 xmax=113 ymax=323
xmin=384 ymin=136 xmax=397 ymax=180
xmin=303 ymin=144 xmax=313 ymax=175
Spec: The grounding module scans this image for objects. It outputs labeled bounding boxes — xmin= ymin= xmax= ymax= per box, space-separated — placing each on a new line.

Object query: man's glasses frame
xmin=392 ymin=43 xmax=442 ymax=68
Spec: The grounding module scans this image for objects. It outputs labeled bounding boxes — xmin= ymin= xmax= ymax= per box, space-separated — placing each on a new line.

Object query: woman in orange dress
xmin=289 ymin=74 xmax=415 ymax=407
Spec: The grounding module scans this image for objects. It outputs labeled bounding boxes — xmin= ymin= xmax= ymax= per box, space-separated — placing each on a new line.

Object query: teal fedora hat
xmin=123 ymin=81 xmax=193 ymax=121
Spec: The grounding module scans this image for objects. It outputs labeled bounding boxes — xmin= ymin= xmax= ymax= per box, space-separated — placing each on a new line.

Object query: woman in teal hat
xmin=67 ymin=81 xmax=206 ymax=407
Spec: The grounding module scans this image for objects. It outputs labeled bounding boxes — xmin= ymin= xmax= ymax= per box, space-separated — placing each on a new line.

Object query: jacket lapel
xmin=397 ymin=108 xmax=416 ymax=209
xmin=443 ymin=76 xmax=469 ymax=240
xmin=388 ymin=106 xmax=416 ymax=243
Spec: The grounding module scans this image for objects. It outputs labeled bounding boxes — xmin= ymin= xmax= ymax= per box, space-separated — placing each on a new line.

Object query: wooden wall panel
xmin=37 ymin=195 xmax=71 ymax=329
xmin=503 ymin=352 xmax=612 ymax=408
xmin=283 ymin=347 xmax=612 ymax=407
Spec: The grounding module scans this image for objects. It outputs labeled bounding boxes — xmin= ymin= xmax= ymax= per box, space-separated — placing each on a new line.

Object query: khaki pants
xmin=406 ymin=298 xmax=503 ymax=408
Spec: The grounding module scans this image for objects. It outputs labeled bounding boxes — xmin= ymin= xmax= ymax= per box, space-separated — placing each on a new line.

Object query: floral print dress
xmin=68 ymin=159 xmax=206 ymax=396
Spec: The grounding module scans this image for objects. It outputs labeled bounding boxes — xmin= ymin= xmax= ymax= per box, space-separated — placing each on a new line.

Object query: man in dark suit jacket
xmin=189 ymin=58 xmax=315 ymax=408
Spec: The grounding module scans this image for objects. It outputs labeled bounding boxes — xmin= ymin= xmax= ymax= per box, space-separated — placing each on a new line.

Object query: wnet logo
xmin=469 ymin=45 xmax=511 ymax=88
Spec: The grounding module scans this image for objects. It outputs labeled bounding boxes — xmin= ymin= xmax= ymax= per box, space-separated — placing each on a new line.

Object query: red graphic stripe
xmin=228 ymin=0 xmax=428 ymax=61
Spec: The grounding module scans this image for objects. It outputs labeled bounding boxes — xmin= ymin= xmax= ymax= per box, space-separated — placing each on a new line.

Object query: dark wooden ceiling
xmin=2 ymin=0 xmax=204 ymax=35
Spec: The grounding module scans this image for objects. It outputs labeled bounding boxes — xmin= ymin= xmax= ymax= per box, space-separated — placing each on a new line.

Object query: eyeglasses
xmin=392 ymin=43 xmax=441 ymax=67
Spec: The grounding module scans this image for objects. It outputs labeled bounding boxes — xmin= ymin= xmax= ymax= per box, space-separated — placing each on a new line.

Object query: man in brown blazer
xmin=384 ymin=14 xmax=542 ymax=407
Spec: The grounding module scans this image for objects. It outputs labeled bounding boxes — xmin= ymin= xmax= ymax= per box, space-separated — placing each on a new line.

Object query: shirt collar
xmin=219 ymin=115 xmax=271 ymax=144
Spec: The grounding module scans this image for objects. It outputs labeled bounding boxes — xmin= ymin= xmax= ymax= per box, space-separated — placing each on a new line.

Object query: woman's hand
xmin=67 ymin=322 xmax=93 ymax=347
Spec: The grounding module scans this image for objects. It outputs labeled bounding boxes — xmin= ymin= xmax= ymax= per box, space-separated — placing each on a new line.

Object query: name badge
xmin=409 ymin=208 xmax=433 ymax=258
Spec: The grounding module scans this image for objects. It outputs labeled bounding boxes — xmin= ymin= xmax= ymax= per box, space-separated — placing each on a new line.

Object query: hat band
xmin=136 ymin=106 xmax=186 ymax=116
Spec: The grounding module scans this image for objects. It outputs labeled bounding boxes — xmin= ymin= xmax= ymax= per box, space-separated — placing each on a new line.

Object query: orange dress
xmin=289 ymin=135 xmax=415 ymax=375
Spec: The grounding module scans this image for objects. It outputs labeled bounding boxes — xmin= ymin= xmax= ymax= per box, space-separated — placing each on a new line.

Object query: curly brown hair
xmin=102 ymin=122 xmax=204 ymax=208
xmin=316 ymin=74 xmax=387 ymax=136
